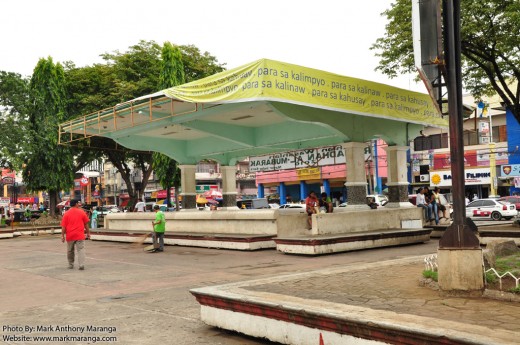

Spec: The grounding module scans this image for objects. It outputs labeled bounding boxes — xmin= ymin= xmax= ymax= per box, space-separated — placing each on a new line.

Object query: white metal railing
xmin=424 ymin=254 xmax=438 ymax=272
xmin=485 ymin=268 xmax=520 ymax=290
xmin=424 ymin=254 xmax=520 ymax=290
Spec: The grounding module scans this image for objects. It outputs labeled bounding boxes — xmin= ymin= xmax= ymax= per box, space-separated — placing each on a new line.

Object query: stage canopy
xmin=59 ymin=59 xmax=447 ymax=165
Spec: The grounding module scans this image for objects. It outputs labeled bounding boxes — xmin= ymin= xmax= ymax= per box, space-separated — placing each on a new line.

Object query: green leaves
xmin=372 ymin=0 xmax=520 ymax=123
xmin=160 ymin=42 xmax=185 ymax=89
xmin=23 ymin=57 xmax=74 ymax=193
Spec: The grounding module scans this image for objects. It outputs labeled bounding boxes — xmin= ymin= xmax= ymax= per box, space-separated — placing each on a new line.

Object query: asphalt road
xmin=0 ymin=234 xmax=440 ymax=344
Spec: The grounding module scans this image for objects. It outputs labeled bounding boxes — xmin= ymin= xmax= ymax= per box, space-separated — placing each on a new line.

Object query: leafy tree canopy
xmin=23 ymin=57 xmax=75 ymax=214
xmin=0 ymin=72 xmax=30 ymax=169
xmin=64 ymin=40 xmax=224 ymax=204
xmin=371 ymin=0 xmax=520 ymax=123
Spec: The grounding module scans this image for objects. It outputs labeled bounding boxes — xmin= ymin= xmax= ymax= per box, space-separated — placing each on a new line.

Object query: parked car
xmin=498 ymin=196 xmax=520 ymax=211
xmin=368 ymin=194 xmax=388 ymax=207
xmin=97 ymin=206 xmax=120 ymax=216
xmin=338 ymin=195 xmax=388 ymax=208
xmin=278 ymin=204 xmax=305 ymax=209
xmin=278 ymin=203 xmax=306 ymax=213
xmin=465 ymin=199 xmax=517 ymax=220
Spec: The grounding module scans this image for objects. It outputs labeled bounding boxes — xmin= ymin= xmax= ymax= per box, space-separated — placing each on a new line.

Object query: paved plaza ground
xmin=0 ymin=233 xmax=438 ymax=344
xmin=1 ymin=233 xmax=519 ymax=344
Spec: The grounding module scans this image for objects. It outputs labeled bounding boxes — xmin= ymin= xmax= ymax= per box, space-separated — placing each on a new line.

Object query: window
xmin=481 ymin=200 xmax=495 ymax=207
xmin=197 ymin=162 xmax=218 ymax=173
xmin=492 ymin=125 xmax=507 ymax=142
xmin=413 ymin=133 xmax=449 ymax=151
xmin=463 ymin=131 xmax=478 ymax=146
xmin=468 ymin=200 xmax=483 ymax=208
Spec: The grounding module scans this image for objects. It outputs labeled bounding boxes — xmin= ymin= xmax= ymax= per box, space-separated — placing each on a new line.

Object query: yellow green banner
xmin=163 ymin=59 xmax=447 ymax=127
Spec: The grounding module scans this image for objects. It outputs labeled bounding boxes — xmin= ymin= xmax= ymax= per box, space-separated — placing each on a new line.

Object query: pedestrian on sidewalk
xmin=91 ymin=206 xmax=98 ymax=229
xmin=61 ymin=199 xmax=90 ymax=270
xmin=151 ymin=204 xmax=166 ymax=252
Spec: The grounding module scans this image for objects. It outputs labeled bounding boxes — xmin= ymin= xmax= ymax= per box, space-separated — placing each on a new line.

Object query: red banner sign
xmin=1 ymin=169 xmax=15 ymax=178
xmin=433 ymin=150 xmax=477 ymax=169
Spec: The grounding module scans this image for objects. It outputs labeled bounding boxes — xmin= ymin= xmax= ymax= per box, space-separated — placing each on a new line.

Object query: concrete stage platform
xmin=96 ymin=208 xmax=430 ymax=255
xmin=91 ymin=229 xmax=276 ymax=250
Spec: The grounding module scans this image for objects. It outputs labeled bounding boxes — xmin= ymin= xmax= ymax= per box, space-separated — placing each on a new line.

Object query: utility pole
xmin=437 ymin=0 xmax=483 ymax=295
xmin=439 ymin=0 xmax=479 ymax=249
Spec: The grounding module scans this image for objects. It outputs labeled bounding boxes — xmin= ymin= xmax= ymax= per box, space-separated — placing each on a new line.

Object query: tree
xmin=371 ymin=0 xmax=520 ymax=123
xmin=64 ymin=40 xmax=224 ymax=208
xmin=153 ymin=42 xmax=185 ymax=209
xmin=0 ymin=71 xmax=30 ymax=169
xmin=23 ymin=58 xmax=75 ymax=215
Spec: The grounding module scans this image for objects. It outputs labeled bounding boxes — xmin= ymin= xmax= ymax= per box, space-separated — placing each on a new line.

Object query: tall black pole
xmin=439 ymin=0 xmax=479 ymax=248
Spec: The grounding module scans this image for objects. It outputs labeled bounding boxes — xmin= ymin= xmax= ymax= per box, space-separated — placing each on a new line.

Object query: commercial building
xmin=411 ymin=93 xmax=519 ymax=198
xmin=253 ymin=141 xmax=388 ymax=204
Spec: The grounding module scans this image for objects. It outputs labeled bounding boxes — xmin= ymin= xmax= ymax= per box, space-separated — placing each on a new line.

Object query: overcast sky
xmin=0 ymin=0 xmax=424 ymax=92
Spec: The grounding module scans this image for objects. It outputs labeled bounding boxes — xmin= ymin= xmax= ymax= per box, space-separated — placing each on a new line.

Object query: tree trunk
xmin=49 ymin=190 xmax=59 ymax=216
xmin=174 ymin=182 xmax=180 ymax=211
xmin=166 ymin=184 xmax=171 ymax=208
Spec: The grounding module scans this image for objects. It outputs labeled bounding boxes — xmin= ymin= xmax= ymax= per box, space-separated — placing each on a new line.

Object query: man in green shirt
xmin=151 ymin=205 xmax=166 ymax=252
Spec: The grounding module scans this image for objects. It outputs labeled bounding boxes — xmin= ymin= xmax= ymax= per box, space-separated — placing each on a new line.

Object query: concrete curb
xmin=191 ymin=256 xmax=519 ymax=345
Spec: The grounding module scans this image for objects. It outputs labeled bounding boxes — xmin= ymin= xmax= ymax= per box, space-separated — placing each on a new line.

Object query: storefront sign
xmin=80 ymin=176 xmax=89 ymax=186
xmin=1 ymin=169 xmax=15 ymax=179
xmin=478 ymin=121 xmax=490 ymax=144
xmin=477 ymin=147 xmax=509 ymax=166
xmin=1 ymin=176 xmax=14 ymax=185
xmin=157 ymin=190 xmax=167 ymax=199
xmin=430 ymin=168 xmax=491 ymax=187
xmin=17 ymin=197 xmax=36 ymax=203
xmin=500 ymin=164 xmax=520 ymax=177
xmin=296 ymin=167 xmax=321 ymax=180
xmin=0 ymin=197 xmax=10 ymax=207
xmin=249 ymin=145 xmax=345 ymax=172
xmin=196 ymin=185 xmax=219 ymax=193
xmin=433 ymin=151 xmax=477 ymax=169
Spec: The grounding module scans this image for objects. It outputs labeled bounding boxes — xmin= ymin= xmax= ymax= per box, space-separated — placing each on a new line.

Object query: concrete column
xmin=221 ymin=165 xmax=239 ymax=210
xmin=384 ymin=145 xmax=414 ymax=208
xmin=341 ymin=142 xmax=369 ymax=209
xmin=257 ymin=183 xmax=264 ymax=198
xmin=180 ymin=165 xmax=197 ymax=210
xmin=279 ymin=183 xmax=286 ymax=205
xmin=299 ymin=181 xmax=306 ymax=201
xmin=323 ymin=179 xmax=331 ymax=197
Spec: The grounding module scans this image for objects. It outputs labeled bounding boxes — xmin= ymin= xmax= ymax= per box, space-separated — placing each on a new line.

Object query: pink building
xmin=255 ymin=140 xmax=388 ymax=204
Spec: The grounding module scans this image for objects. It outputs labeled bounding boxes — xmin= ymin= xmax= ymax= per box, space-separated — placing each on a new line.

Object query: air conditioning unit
xmin=420 ymin=174 xmax=430 ymax=182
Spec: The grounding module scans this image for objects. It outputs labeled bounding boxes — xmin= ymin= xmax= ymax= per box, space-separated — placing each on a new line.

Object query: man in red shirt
xmin=61 ymin=199 xmax=90 ymax=270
